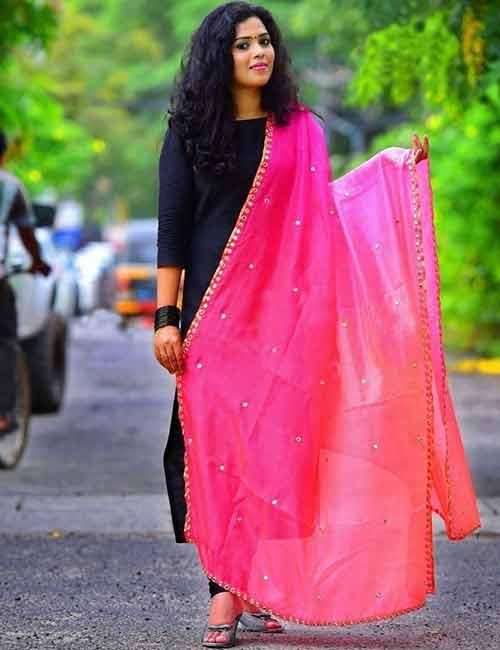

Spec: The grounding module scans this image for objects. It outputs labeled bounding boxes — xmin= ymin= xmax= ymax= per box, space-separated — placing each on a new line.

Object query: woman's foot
xmin=237 ymin=596 xmax=283 ymax=631
xmin=203 ymin=592 xmax=243 ymax=645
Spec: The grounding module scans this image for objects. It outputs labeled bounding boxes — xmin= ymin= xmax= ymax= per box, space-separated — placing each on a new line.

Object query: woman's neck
xmin=232 ymin=86 xmax=265 ymax=120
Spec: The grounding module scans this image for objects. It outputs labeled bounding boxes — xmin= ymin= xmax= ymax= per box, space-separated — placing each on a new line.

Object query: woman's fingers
xmin=165 ymin=345 xmax=179 ymax=374
xmin=157 ymin=344 xmax=172 ymax=373
xmin=412 ymin=133 xmax=421 ymax=152
xmin=411 ymin=133 xmax=429 ymax=162
xmin=154 ymin=338 xmax=173 ymax=373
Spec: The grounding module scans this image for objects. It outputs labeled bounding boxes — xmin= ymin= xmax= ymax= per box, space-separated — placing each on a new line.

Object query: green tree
xmin=316 ymin=0 xmax=500 ymax=354
xmin=0 ymin=0 xmax=57 ymax=60
xmin=0 ymin=0 xmax=93 ymax=196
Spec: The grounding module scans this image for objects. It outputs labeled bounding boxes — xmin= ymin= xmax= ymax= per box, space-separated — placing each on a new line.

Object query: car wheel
xmin=21 ymin=312 xmax=67 ymax=414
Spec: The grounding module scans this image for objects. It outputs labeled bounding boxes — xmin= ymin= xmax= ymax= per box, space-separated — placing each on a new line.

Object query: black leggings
xmin=209 ymin=579 xmax=228 ymax=598
xmin=163 ymin=391 xmax=230 ymax=599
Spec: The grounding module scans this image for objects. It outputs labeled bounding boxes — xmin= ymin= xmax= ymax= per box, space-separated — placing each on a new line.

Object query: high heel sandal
xmin=201 ymin=612 xmax=242 ymax=648
xmin=239 ymin=611 xmax=285 ymax=632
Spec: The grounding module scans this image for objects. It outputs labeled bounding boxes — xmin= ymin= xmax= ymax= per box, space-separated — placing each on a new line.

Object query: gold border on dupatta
xmin=175 ymin=112 xmax=274 ymax=545
xmin=407 ymin=152 xmax=437 ymax=593
xmin=408 ymin=153 xmax=481 ymax=544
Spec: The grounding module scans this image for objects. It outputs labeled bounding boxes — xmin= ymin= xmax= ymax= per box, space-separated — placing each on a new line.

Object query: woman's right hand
xmin=154 ymin=325 xmax=184 ymax=375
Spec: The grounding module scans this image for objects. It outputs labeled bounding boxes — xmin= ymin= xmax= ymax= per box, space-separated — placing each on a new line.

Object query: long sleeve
xmin=157 ymin=125 xmax=194 ymax=268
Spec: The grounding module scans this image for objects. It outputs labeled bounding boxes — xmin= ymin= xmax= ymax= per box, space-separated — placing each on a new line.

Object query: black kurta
xmin=157 ymin=117 xmax=267 ymax=542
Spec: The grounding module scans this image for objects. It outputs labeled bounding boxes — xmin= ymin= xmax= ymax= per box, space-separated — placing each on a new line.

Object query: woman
xmin=154 ymin=2 xmax=480 ymax=647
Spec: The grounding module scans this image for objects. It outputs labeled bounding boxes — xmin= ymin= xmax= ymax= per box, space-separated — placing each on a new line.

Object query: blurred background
xmin=0 ymin=3 xmax=499 ymax=646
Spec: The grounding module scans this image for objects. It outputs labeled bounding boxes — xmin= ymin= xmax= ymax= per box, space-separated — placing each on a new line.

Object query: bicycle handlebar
xmin=3 ymin=264 xmax=34 ymax=279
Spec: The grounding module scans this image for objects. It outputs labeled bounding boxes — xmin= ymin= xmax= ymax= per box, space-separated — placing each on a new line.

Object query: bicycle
xmin=0 ymin=266 xmax=32 ymax=469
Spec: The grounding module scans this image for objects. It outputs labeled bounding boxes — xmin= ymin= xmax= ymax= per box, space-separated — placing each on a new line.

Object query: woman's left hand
xmin=411 ymin=133 xmax=429 ymax=163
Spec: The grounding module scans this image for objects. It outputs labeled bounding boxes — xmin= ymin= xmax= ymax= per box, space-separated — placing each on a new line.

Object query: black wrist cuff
xmin=154 ymin=305 xmax=180 ymax=331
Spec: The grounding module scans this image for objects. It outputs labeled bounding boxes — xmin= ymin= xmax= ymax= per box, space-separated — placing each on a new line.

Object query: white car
xmin=74 ymin=241 xmax=116 ymax=314
xmin=36 ymin=228 xmax=80 ymax=320
xmin=6 ymin=214 xmax=69 ymax=413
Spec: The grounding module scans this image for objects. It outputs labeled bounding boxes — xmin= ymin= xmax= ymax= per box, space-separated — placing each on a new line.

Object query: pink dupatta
xmin=176 ymin=106 xmax=481 ymax=625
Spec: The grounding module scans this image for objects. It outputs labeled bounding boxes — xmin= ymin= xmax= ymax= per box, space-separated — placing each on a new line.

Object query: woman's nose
xmin=251 ymin=41 xmax=266 ymax=56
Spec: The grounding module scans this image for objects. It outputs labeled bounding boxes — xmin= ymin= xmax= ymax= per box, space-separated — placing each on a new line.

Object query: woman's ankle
xmin=208 ymin=591 xmax=243 ymax=618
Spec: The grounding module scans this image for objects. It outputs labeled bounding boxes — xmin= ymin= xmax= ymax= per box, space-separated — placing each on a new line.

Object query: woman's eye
xmin=235 ymin=38 xmax=271 ymax=50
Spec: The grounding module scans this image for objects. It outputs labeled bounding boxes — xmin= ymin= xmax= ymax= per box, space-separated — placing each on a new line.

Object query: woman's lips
xmin=250 ymin=64 xmax=268 ymax=71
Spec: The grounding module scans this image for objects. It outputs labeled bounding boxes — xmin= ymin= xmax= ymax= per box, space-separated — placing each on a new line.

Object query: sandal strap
xmin=206 ymin=624 xmax=232 ymax=630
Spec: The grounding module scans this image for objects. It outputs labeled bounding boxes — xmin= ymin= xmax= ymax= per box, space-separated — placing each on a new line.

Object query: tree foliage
xmin=345 ymin=1 xmax=498 ymax=117
xmin=0 ymin=0 xmax=58 ymax=60
xmin=0 ymin=0 xmax=93 ymax=195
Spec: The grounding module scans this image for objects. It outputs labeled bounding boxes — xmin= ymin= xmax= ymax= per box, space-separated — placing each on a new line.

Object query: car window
xmin=120 ymin=237 xmax=156 ymax=264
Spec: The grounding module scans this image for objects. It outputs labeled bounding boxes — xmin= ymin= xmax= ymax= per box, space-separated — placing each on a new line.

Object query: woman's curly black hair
xmin=167 ymin=1 xmax=300 ymax=175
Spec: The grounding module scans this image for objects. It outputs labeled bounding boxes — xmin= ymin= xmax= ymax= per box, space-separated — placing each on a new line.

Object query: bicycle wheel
xmin=0 ymin=346 xmax=31 ymax=469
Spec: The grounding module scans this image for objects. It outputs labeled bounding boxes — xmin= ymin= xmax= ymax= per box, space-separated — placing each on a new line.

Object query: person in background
xmin=0 ymin=130 xmax=51 ymax=434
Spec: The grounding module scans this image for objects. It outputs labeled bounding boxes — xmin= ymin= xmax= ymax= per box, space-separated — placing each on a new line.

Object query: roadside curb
xmin=0 ymin=494 xmax=498 ymax=537
xmin=0 ymin=494 xmax=175 ymax=536
xmin=449 ymin=357 xmax=500 ymax=375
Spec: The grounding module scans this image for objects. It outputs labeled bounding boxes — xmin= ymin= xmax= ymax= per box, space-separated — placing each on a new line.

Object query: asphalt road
xmin=1 ymin=532 xmax=498 ymax=650
xmin=0 ymin=311 xmax=498 ymax=650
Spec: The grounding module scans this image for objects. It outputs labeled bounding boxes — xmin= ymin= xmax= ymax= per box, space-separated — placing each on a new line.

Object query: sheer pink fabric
xmin=176 ymin=107 xmax=481 ymax=625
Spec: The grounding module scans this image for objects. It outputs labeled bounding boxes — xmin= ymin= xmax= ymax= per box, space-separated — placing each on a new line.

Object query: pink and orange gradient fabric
xmin=175 ymin=106 xmax=481 ymax=625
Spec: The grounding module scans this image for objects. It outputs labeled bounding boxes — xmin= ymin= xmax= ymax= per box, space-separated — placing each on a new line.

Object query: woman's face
xmin=231 ymin=16 xmax=275 ymax=90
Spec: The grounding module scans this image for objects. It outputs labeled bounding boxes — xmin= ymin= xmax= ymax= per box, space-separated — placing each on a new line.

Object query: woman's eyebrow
xmin=234 ymin=32 xmax=270 ymax=42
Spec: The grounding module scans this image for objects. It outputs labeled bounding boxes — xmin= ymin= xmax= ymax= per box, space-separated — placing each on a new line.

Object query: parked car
xmin=74 ymin=241 xmax=116 ymax=314
xmin=36 ymin=228 xmax=79 ymax=319
xmin=6 ymin=205 xmax=69 ymax=413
